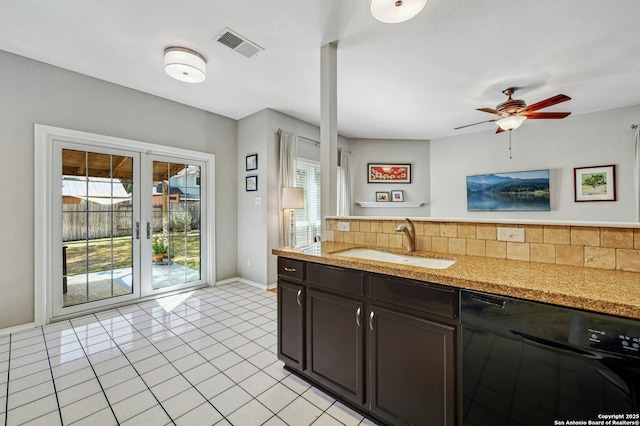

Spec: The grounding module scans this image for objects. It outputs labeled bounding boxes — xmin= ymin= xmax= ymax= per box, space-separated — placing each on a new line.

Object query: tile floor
xmin=0 ymin=282 xmax=378 ymax=426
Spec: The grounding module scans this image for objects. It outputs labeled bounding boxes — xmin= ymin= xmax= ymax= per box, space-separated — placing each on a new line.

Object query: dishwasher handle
xmin=470 ymin=294 xmax=506 ymax=309
xmin=512 ymin=330 xmax=600 ymax=359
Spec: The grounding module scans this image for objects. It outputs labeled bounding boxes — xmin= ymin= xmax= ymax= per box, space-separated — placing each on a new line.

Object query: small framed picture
xmin=246 ymin=153 xmax=258 ymax=171
xmin=376 ymin=192 xmax=389 ymax=202
xmin=246 ymin=175 xmax=258 ymax=192
xmin=391 ymin=190 xmax=404 ymax=202
xmin=574 ymin=165 xmax=616 ymax=202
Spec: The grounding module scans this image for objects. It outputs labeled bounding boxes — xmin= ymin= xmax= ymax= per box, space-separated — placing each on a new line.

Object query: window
xmin=295 ymin=159 xmax=321 ymax=245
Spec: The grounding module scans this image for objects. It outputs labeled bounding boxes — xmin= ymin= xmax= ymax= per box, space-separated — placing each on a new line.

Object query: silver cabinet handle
xmin=356 ymin=307 xmax=361 ymax=327
xmin=135 ymin=222 xmax=140 ymax=240
xmin=284 ymin=267 xmax=296 ymax=272
xmin=296 ymin=289 xmax=302 ymax=306
xmin=146 ymin=222 xmax=151 ymax=239
xmin=369 ymin=311 xmax=375 ymax=331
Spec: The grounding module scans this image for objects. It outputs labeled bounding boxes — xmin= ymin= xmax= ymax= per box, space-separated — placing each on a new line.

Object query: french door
xmin=45 ymin=129 xmax=212 ymax=320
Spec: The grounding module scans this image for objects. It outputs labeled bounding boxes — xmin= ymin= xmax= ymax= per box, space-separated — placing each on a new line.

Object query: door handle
xmin=135 ymin=222 xmax=140 ymax=240
xmin=369 ymin=311 xmax=375 ymax=331
xmin=147 ymin=222 xmax=151 ymax=239
xmin=356 ymin=307 xmax=361 ymax=327
xmin=296 ymin=289 xmax=302 ymax=306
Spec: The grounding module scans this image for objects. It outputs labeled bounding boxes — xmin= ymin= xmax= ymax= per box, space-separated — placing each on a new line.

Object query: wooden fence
xmin=62 ymin=202 xmax=200 ymax=242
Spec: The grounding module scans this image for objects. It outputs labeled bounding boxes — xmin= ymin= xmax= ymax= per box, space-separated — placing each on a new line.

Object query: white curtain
xmin=337 ymin=148 xmax=352 ymax=216
xmin=635 ymin=126 xmax=640 ymax=221
xmin=279 ymin=130 xmax=298 ymax=246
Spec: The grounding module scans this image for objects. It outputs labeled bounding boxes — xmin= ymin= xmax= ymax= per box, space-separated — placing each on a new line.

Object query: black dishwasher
xmin=461 ymin=290 xmax=640 ymax=426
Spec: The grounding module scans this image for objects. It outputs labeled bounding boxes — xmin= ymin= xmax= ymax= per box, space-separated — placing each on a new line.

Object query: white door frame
xmin=35 ymin=124 xmax=216 ymax=325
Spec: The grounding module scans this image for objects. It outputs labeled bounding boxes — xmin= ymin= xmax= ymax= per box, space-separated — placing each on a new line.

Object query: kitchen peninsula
xmin=273 ymin=217 xmax=640 ymax=426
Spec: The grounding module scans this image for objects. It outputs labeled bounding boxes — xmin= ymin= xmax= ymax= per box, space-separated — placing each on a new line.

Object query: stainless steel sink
xmin=334 ymin=248 xmax=456 ymax=269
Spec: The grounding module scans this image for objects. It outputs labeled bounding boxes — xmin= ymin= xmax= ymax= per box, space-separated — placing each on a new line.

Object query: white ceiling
xmin=1 ymin=0 xmax=640 ymax=139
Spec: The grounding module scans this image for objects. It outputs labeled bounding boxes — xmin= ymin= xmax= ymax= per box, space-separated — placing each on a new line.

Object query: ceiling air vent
xmin=215 ymin=28 xmax=263 ymax=58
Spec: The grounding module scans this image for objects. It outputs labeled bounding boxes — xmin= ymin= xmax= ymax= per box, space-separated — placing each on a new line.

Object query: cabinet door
xmin=307 ymin=289 xmax=365 ymax=404
xmin=278 ymin=279 xmax=305 ymax=370
xmin=369 ymin=306 xmax=457 ymax=426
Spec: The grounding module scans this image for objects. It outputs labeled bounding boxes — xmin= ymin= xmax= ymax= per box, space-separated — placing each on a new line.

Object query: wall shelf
xmin=356 ymin=201 xmax=426 ymax=208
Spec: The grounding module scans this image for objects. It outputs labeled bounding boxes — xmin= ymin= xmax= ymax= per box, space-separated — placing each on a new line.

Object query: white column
xmin=320 ymin=42 xmax=338 ymax=239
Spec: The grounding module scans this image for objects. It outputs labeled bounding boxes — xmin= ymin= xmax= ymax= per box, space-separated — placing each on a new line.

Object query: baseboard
xmin=215 ymin=277 xmax=276 ymax=291
xmin=0 ymin=321 xmax=38 ymax=338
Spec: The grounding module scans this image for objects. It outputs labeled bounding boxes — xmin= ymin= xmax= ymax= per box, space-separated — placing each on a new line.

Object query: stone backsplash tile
xmin=476 ymin=224 xmax=497 ymax=240
xmin=466 ymin=239 xmax=485 ymax=257
xmin=544 ymin=226 xmax=571 ymax=245
xmin=507 ymin=242 xmax=530 ymax=261
xmin=530 ymin=243 xmax=556 ymax=264
xmin=571 ymin=227 xmax=600 ymax=247
xmin=617 ymin=249 xmax=640 ymax=272
xmin=432 ymin=236 xmax=449 ymax=253
xmin=440 ymin=223 xmax=458 ymax=237
xmin=584 ymin=246 xmax=616 ymax=270
xmin=556 ymin=245 xmax=584 ymax=267
xmin=486 ymin=240 xmax=507 ymax=259
xmin=601 ymin=228 xmax=634 ymax=249
xmin=323 ymin=219 xmax=640 ymax=271
xmin=448 ymin=238 xmax=466 ymax=255
xmin=458 ymin=223 xmax=476 ymax=239
xmin=522 ymin=225 xmax=543 ymax=243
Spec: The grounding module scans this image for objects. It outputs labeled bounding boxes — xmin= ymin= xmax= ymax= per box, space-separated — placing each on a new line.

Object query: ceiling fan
xmin=455 ymin=87 xmax=571 ymax=133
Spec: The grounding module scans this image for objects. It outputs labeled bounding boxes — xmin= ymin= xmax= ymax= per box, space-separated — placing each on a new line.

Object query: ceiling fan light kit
xmin=496 ymin=115 xmax=527 ymax=131
xmin=164 ymin=47 xmax=207 ymax=83
xmin=370 ymin=0 xmax=428 ymax=23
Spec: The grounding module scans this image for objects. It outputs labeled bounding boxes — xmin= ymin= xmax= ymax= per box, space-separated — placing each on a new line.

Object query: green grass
xmin=65 ymin=232 xmax=201 ymax=275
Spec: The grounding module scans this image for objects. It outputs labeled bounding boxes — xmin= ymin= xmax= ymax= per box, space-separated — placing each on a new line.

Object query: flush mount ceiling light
xmin=164 ymin=47 xmax=206 ymax=83
xmin=370 ymin=0 xmax=428 ymax=23
xmin=496 ymin=115 xmax=527 ymax=131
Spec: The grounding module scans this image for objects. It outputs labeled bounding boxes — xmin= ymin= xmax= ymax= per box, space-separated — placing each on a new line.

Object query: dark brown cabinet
xmin=368 ymin=306 xmax=457 ymax=426
xmin=278 ymin=280 xmax=305 ymax=369
xmin=307 ymin=288 xmax=365 ymax=404
xmin=277 ymin=258 xmax=306 ymax=370
xmin=277 ymin=258 xmax=460 ymax=426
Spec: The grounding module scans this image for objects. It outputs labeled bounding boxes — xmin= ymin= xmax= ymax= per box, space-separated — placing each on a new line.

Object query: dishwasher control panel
xmin=569 ymin=314 xmax=640 ymax=357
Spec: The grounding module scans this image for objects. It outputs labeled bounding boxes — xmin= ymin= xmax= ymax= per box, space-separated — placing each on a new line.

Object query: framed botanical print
xmin=246 ymin=153 xmax=258 ymax=171
xmin=246 ymin=175 xmax=258 ymax=191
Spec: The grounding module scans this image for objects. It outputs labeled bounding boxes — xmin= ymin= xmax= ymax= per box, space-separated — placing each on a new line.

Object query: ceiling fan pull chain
xmin=508 ymin=129 xmax=512 ymax=159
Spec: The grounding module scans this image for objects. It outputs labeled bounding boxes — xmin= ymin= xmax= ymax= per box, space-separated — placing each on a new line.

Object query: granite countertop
xmin=272 ymin=241 xmax=640 ymax=320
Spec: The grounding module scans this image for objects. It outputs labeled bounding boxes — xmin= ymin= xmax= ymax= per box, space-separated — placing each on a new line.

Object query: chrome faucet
xmin=395 ymin=218 xmax=416 ymax=252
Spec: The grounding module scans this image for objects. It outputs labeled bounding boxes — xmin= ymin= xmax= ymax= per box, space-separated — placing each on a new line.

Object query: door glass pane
xmin=152 ymin=161 xmax=201 ymax=290
xmin=62 ymin=149 xmax=134 ymax=307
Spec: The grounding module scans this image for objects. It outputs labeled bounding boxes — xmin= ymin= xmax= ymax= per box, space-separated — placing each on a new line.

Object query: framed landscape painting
xmin=574 ymin=165 xmax=616 ymax=202
xmin=466 ymin=169 xmax=550 ymax=211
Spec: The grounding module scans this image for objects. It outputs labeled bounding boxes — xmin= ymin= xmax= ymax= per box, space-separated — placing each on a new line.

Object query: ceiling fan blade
xmin=495 ymin=127 xmax=505 ymax=134
xmin=454 ymin=119 xmax=497 ymax=130
xmin=477 ymin=107 xmax=502 ymax=115
xmin=519 ymin=94 xmax=571 ymax=113
xmin=522 ymin=111 xmax=571 ymax=119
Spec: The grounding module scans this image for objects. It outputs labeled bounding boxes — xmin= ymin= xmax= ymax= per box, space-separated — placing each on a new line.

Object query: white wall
xmin=0 ymin=50 xmax=238 ymax=329
xmin=237 ymin=110 xmax=270 ymax=285
xmin=237 ymin=109 xmax=350 ymax=287
xmin=430 ymin=105 xmax=640 ymax=222
xmin=350 ymin=139 xmax=430 ymax=217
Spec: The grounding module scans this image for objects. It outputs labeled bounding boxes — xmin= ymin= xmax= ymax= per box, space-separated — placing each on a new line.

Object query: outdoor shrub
xmin=170 ymin=211 xmax=192 ymax=232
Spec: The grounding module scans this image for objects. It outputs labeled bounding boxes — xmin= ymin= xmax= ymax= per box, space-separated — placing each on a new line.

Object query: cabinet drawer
xmin=278 ymin=258 xmax=305 ymax=281
xmin=368 ymin=274 xmax=458 ymax=319
xmin=307 ymin=263 xmax=364 ymax=297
